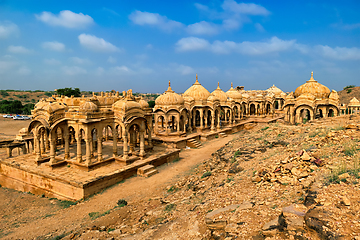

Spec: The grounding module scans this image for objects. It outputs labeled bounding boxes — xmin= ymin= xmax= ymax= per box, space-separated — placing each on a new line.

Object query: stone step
xmin=219 ymin=132 xmax=227 ymax=138
xmin=144 ymin=169 xmax=158 ymax=177
xmin=187 ymin=139 xmax=202 ymax=148
xmin=137 ymin=164 xmax=155 ymax=175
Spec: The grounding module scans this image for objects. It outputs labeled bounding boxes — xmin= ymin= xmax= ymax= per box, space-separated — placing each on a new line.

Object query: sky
xmin=0 ymin=0 xmax=359 ymax=94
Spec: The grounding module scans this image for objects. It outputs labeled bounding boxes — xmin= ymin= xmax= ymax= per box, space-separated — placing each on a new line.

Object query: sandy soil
xmin=0 ymin=119 xmax=237 ymax=239
xmin=0 ymin=116 xmax=31 ymax=140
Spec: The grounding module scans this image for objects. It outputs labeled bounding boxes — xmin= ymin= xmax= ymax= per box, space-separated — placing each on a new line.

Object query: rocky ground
xmin=1 ymin=115 xmax=360 ymax=239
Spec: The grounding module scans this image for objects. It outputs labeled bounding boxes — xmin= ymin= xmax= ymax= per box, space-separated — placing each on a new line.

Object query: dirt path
xmin=3 ymin=134 xmax=236 ymax=239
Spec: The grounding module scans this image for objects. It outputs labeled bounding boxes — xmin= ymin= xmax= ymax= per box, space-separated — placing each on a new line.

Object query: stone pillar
xmin=40 ymin=132 xmax=45 ymax=154
xmin=64 ymin=133 xmax=70 ymax=160
xmin=211 ymin=112 xmax=216 ymax=132
xmin=123 ymin=132 xmax=128 ymax=160
xmin=176 ymin=118 xmax=180 ymax=134
xmin=85 ymin=138 xmax=91 ymax=165
xmin=139 ymin=131 xmax=145 ymax=158
xmin=97 ymin=136 xmax=103 ymax=161
xmin=217 ymin=113 xmax=221 ymax=130
xmin=76 ymin=134 xmax=82 ymax=163
xmin=34 ymin=133 xmax=41 ymax=160
xmin=113 ymin=127 xmax=117 ymax=157
xmin=49 ymin=135 xmax=56 ymax=164
xmin=200 ymin=110 xmax=204 ymax=129
xmin=165 ymin=116 xmax=170 ymax=135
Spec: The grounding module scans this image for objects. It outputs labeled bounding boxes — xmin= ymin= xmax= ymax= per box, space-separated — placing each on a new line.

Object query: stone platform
xmin=0 ymin=146 xmax=180 ymax=201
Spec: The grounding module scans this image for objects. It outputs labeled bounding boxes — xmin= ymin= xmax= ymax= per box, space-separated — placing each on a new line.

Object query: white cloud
xmin=44 ymin=58 xmax=61 ymax=65
xmin=0 ymin=21 xmax=19 ymax=39
xmin=176 ymin=64 xmax=195 ymax=75
xmin=62 ymin=66 xmax=87 ymax=75
xmin=221 ymin=0 xmax=270 ymax=16
xmin=7 ymin=45 xmax=33 ymax=54
xmin=0 ymin=60 xmax=18 ymax=73
xmin=316 ymin=45 xmax=360 ymax=60
xmin=95 ymin=67 xmax=104 ymax=75
xmin=42 ymin=41 xmax=65 ymax=52
xmin=175 ymin=37 xmax=210 ymax=52
xmin=111 ymin=65 xmax=133 ymax=74
xmin=107 ymin=56 xmax=116 ymax=64
xmin=187 ymin=21 xmax=218 ymax=35
xmin=145 ymin=44 xmax=153 ymax=50
xmin=35 ymin=10 xmax=94 ymax=29
xmin=69 ymin=57 xmax=91 ymax=65
xmin=129 ymin=10 xmax=183 ymax=31
xmin=18 ymin=66 xmax=31 ymax=75
xmin=78 ymin=33 xmax=120 ymax=52
xmin=176 ymin=36 xmax=297 ymax=55
xmin=254 ymin=23 xmax=265 ymax=32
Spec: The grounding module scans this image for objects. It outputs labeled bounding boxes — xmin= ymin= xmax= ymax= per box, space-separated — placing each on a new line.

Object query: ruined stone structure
xmin=283 ymin=72 xmax=340 ymax=124
xmin=28 ymin=89 xmax=153 ymax=168
xmin=0 ymin=71 xmax=341 ymax=200
xmin=340 ymin=97 xmax=360 ymax=115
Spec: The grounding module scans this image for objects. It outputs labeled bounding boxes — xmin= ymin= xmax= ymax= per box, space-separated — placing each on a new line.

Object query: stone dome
xmin=267 ymin=85 xmax=284 ymax=97
xmin=113 ymin=99 xmax=141 ymax=111
xmin=155 ymin=81 xmax=184 ymax=106
xmin=242 ymin=93 xmax=250 ymax=100
xmin=207 ymin=94 xmax=220 ymax=102
xmin=294 ymin=72 xmax=330 ymax=99
xmin=183 ymin=74 xmax=210 ymax=101
xmin=211 ymin=82 xmax=228 ymax=103
xmin=297 ymin=93 xmax=316 ymax=101
xmin=79 ymin=101 xmax=98 ymax=112
xmin=34 ymin=99 xmax=67 ymax=113
xmin=226 ymin=83 xmax=242 ymax=100
xmin=139 ymin=97 xmax=149 ymax=109
xmin=329 ymin=90 xmax=339 ymax=101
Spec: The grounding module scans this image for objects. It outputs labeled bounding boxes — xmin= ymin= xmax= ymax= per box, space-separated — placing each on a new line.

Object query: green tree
xmin=148 ymin=100 xmax=155 ymax=108
xmin=56 ymin=88 xmax=81 ymax=97
xmin=22 ymin=103 xmax=35 ymax=115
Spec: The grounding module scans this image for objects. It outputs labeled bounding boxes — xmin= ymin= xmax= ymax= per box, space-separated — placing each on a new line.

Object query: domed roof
xmin=226 ymin=83 xmax=242 ymax=100
xmin=294 ymin=72 xmax=330 ymax=99
xmin=329 ymin=90 xmax=339 ymax=101
xmin=183 ymin=74 xmax=210 ymax=101
xmin=79 ymin=101 xmax=98 ymax=112
xmin=34 ymin=99 xmax=67 ymax=113
xmin=242 ymin=92 xmax=250 ymax=100
xmin=155 ymin=81 xmax=184 ymax=106
xmin=267 ymin=85 xmax=284 ymax=97
xmin=211 ymin=82 xmax=228 ymax=103
xmin=286 ymin=92 xmax=295 ymax=100
xmin=297 ymin=93 xmax=316 ymax=101
xmin=113 ymin=89 xmax=142 ymax=111
xmin=207 ymin=94 xmax=220 ymax=102
xmin=139 ymin=97 xmax=149 ymax=109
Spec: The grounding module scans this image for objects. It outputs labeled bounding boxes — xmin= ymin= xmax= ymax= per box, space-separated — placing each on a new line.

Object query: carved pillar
xmin=211 ymin=111 xmax=216 ymax=132
xmin=35 ymin=131 xmax=41 ymax=160
xmin=85 ymin=138 xmax=91 ymax=165
xmin=200 ymin=110 xmax=204 ymax=129
xmin=165 ymin=116 xmax=170 ymax=135
xmin=217 ymin=113 xmax=221 ymax=130
xmin=97 ymin=135 xmax=103 ymax=161
xmin=49 ymin=134 xmax=56 ymax=164
xmin=113 ymin=126 xmax=117 ymax=157
xmin=139 ymin=130 xmax=145 ymax=158
xmin=40 ymin=131 xmax=45 ymax=154
xmin=64 ymin=133 xmax=70 ymax=160
xmin=76 ymin=134 xmax=82 ymax=163
xmin=123 ymin=131 xmax=128 ymax=160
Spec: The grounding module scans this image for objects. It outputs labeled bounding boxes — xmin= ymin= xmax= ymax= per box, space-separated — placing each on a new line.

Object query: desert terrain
xmin=1 ymin=115 xmax=360 ymax=239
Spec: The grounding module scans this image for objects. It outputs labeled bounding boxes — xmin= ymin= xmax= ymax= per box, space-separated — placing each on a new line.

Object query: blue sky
xmin=0 ymin=0 xmax=359 ymax=93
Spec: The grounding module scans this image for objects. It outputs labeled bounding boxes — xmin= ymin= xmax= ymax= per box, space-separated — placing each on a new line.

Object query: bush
xmin=201 ymin=171 xmax=212 ymax=178
xmin=117 ymin=199 xmax=128 ymax=207
xmin=347 ymin=89 xmax=352 ymax=94
xmin=344 ymin=85 xmax=355 ymax=90
xmin=0 ymin=90 xmax=9 ymax=97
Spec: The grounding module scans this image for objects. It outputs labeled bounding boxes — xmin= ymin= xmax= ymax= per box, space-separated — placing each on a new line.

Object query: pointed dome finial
xmin=231 ymin=82 xmax=233 ymax=88
xmin=196 ymin=73 xmax=198 ymax=82
xmin=309 ymin=71 xmax=315 ymax=82
xmin=166 ymin=80 xmax=173 ymax=92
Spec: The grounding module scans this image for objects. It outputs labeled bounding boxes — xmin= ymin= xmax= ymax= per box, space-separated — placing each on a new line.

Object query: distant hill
xmin=338 ymin=86 xmax=360 ymax=105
